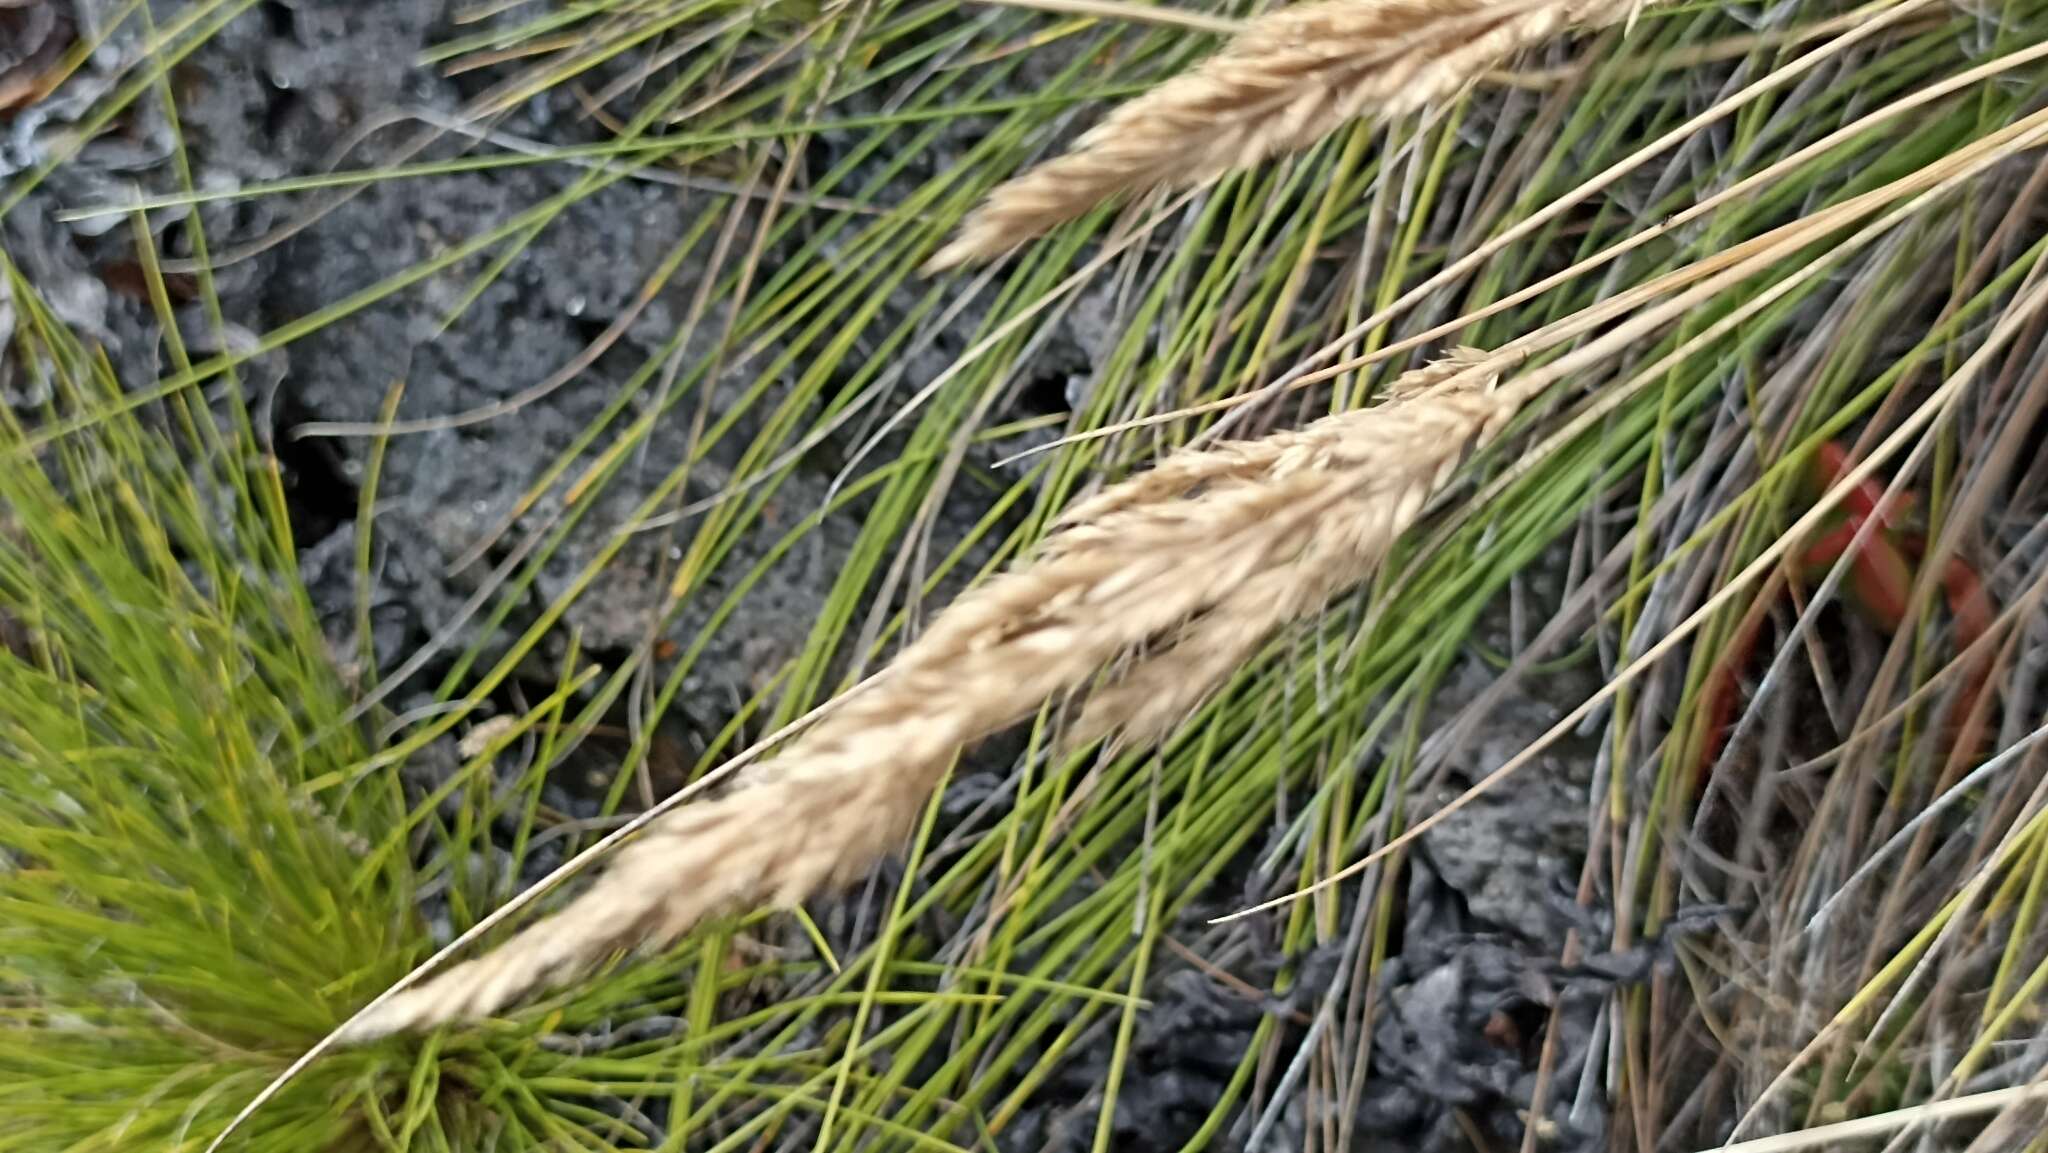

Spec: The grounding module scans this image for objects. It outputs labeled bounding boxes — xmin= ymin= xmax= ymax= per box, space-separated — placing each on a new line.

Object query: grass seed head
xmin=342 ymin=350 xmax=1519 ymax=1038
xmin=928 ymin=0 xmax=1636 ymax=271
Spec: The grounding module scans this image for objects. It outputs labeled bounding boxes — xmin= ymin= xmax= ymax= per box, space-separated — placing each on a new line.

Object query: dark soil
xmin=5 ymin=3 xmax=1631 ymax=1148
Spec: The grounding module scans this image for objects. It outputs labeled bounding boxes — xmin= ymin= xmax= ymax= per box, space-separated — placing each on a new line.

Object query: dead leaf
xmin=0 ymin=2 xmax=73 ymax=116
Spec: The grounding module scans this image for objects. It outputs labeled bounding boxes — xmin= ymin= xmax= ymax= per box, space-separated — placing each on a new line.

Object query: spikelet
xmin=340 ymin=349 xmax=1516 ymax=1039
xmin=1062 ymin=349 xmax=1505 ymax=746
xmin=927 ymin=0 xmax=1636 ymax=270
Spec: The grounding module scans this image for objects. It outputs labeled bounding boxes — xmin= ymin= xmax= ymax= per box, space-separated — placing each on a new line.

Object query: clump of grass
xmin=0 ymin=262 xmax=419 ymax=1148
xmin=7 ymin=1 xmax=2048 ymax=1150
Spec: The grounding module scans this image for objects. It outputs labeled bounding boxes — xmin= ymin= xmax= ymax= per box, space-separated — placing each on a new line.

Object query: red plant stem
xmin=1692 ymin=443 xmax=1997 ymax=793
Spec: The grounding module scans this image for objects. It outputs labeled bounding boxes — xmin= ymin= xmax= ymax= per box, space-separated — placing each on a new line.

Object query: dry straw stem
xmin=1700 ymin=1081 xmax=2048 ymax=1153
xmin=928 ymin=0 xmax=1639 ymax=270
xmin=340 ymin=349 xmax=1525 ymax=1039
